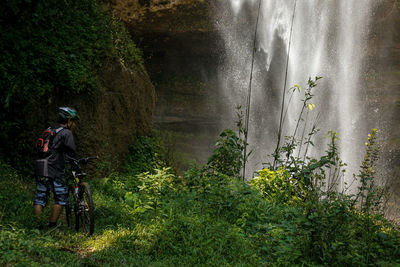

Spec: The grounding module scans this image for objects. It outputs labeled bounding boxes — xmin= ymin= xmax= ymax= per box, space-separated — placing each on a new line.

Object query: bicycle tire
xmin=75 ymin=182 xmax=94 ymax=235
xmin=65 ymin=185 xmax=76 ymax=230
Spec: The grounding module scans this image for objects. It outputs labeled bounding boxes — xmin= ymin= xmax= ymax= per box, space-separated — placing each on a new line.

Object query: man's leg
xmin=49 ymin=204 xmax=63 ymax=223
xmin=33 ymin=204 xmax=44 ymax=216
xmin=33 ymin=177 xmax=49 ymax=218
xmin=33 ymin=178 xmax=49 ymax=229
xmin=50 ymin=177 xmax=69 ymax=226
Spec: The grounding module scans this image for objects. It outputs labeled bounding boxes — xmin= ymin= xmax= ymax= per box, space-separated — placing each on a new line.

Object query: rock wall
xmin=108 ymin=0 xmax=208 ymax=32
xmin=27 ymin=60 xmax=156 ymax=172
xmin=107 ymin=0 xmax=224 ymax=170
xmin=366 ymin=0 xmax=400 ymax=221
xmin=74 ymin=61 xmax=156 ymax=170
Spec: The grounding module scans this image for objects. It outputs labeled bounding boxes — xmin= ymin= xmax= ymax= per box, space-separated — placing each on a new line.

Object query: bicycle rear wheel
xmin=75 ymin=182 xmax=94 ymax=235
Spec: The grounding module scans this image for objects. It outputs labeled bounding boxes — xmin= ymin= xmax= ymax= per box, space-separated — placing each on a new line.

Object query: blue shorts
xmin=34 ymin=177 xmax=69 ymax=206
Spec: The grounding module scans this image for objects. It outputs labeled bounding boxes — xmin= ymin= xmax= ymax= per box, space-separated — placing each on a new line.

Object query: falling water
xmin=215 ymin=0 xmax=379 ymax=185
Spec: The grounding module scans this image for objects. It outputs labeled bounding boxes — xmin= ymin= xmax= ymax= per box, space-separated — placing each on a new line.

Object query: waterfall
xmin=215 ymin=0 xmax=379 ymax=184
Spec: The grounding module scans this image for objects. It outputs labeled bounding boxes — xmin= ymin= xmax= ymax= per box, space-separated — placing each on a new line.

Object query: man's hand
xmin=78 ymin=158 xmax=88 ymax=165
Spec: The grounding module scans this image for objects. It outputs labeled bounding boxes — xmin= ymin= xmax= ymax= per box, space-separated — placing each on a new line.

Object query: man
xmin=33 ymin=107 xmax=81 ymax=230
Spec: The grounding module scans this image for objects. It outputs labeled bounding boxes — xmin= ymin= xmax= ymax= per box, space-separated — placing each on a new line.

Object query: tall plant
xmin=206 ymin=106 xmax=250 ymax=178
xmin=263 ymin=77 xmax=344 ymax=201
xmin=272 ymin=77 xmax=322 ymax=169
xmin=353 ymin=129 xmax=383 ymax=212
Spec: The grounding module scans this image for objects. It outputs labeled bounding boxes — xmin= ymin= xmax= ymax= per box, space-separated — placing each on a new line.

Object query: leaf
xmin=308 ymin=103 xmax=315 ymax=111
xmin=294 ymin=84 xmax=301 ymax=92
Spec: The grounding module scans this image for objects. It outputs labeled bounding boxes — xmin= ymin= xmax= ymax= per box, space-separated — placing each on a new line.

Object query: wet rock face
xmin=367 ymin=0 xmax=400 ymax=221
xmin=26 ymin=61 xmax=155 ymax=172
xmin=74 ymin=62 xmax=156 ymax=171
xmin=29 ymin=62 xmax=156 ymax=171
xmin=110 ymin=0 xmax=197 ymax=17
xmin=108 ymin=0 xmax=224 ymax=169
xmin=107 ymin=0 xmax=210 ymax=33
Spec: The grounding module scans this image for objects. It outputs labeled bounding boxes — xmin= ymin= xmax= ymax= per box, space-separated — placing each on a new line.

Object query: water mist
xmin=215 ymin=0 xmax=378 ymax=190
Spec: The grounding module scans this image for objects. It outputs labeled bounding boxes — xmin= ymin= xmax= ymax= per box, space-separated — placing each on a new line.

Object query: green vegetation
xmin=123 ymin=133 xmax=170 ymax=177
xmin=1 ymin=96 xmax=399 ymax=265
xmin=0 ymin=0 xmax=144 ymax=106
xmin=1 ymin=154 xmax=399 ymax=266
xmin=0 ymin=0 xmax=144 ymax=170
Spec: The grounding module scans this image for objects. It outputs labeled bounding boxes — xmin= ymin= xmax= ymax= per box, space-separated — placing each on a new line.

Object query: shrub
xmin=206 ymin=129 xmax=244 ymax=178
xmin=206 ymin=106 xmax=249 ymax=178
xmin=0 ymin=162 xmax=35 ymax=227
xmin=152 ymin=214 xmax=258 ymax=266
xmin=250 ymin=167 xmax=300 ymax=204
xmin=136 ymin=168 xmax=179 ymax=219
xmin=123 ymin=134 xmax=169 ymax=177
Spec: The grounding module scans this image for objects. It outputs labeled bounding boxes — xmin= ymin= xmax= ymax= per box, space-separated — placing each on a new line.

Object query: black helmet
xmin=58 ymin=107 xmax=79 ymax=120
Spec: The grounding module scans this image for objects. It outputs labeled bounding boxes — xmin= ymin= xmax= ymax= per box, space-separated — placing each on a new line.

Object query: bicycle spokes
xmin=77 ymin=183 xmax=94 ymax=235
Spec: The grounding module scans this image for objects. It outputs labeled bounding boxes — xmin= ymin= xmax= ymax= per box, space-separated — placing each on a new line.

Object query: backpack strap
xmin=54 ymin=126 xmax=65 ymax=134
xmin=47 ymin=126 xmax=65 ymax=151
xmin=44 ymin=126 xmax=64 ymax=135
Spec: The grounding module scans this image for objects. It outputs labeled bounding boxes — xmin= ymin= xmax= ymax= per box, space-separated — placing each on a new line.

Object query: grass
xmin=1 ymin=159 xmax=400 ymax=266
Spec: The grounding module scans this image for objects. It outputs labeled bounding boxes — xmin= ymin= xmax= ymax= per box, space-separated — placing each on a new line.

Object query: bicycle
xmin=65 ymin=156 xmax=98 ymax=235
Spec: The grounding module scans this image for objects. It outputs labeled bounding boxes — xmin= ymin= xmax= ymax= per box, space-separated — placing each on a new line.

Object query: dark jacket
xmin=47 ymin=125 xmax=80 ymax=179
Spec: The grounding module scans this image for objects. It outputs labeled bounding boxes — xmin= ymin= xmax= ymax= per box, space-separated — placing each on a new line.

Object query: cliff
xmin=107 ymin=0 xmax=224 ymax=168
xmin=74 ymin=61 xmax=156 ymax=171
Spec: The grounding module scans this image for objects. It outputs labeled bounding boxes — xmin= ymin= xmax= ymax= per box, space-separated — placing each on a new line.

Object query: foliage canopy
xmin=0 ymin=0 xmax=144 ymax=170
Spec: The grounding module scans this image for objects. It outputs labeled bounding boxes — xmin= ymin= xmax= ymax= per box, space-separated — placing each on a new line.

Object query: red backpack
xmin=36 ymin=126 xmax=64 ymax=158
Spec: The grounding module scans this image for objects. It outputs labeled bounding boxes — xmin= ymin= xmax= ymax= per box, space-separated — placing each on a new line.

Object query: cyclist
xmin=33 ymin=107 xmax=82 ymax=230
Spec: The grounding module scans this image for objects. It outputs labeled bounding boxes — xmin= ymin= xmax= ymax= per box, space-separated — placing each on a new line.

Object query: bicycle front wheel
xmin=65 ymin=185 xmax=75 ymax=230
xmin=76 ymin=182 xmax=94 ymax=235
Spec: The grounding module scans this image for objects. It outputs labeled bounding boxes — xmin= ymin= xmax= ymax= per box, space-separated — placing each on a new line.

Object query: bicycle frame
xmin=71 ymin=172 xmax=83 ymax=199
xmin=66 ymin=172 xmax=84 ymax=230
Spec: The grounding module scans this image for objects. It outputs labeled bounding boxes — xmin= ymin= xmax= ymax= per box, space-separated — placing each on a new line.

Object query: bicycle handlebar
xmin=67 ymin=155 xmax=99 ymax=165
xmin=79 ymin=156 xmax=99 ymax=165
xmin=85 ymin=156 xmax=99 ymax=161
